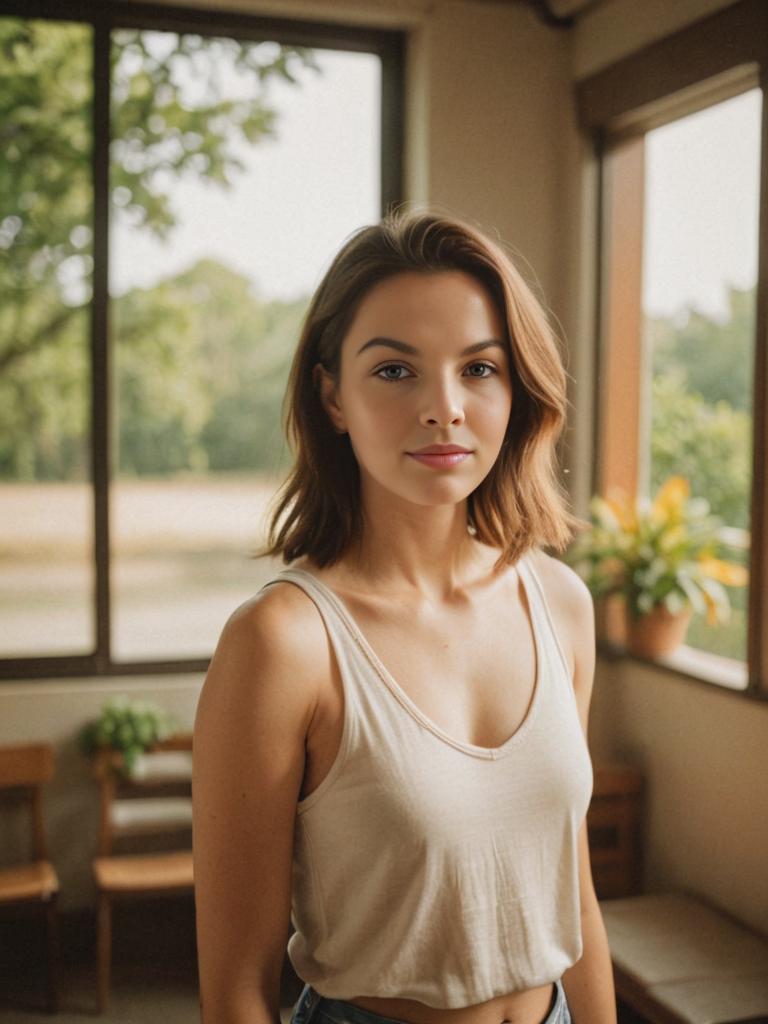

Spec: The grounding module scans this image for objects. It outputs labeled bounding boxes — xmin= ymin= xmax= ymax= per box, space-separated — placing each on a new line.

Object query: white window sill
xmin=598 ymin=639 xmax=749 ymax=692
xmin=651 ymin=643 xmax=748 ymax=690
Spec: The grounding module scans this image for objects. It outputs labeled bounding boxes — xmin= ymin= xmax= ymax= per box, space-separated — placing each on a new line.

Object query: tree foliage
xmin=650 ymin=369 xmax=751 ymax=529
xmin=648 ymin=284 xmax=755 ymax=412
xmin=113 ymin=260 xmax=303 ymax=477
xmin=0 ymin=16 xmax=318 ymax=381
xmin=646 ymin=283 xmax=755 ymax=530
xmin=0 ymin=253 xmax=304 ymax=479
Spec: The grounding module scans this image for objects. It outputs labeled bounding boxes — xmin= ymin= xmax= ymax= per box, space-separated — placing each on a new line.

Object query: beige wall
xmin=419 ymin=2 xmax=571 ymax=309
xmin=588 ymin=660 xmax=768 ymax=935
xmin=5 ymin=0 xmax=766 ymax=933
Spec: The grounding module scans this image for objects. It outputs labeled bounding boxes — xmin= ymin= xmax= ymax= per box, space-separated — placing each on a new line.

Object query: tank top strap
xmin=517 ymin=552 xmax=574 ymax=685
xmin=262 ymin=558 xmax=573 ymax=687
xmin=257 ymin=566 xmax=374 ymax=697
xmin=257 ymin=567 xmax=395 ymax=761
xmin=258 ymin=567 xmax=355 ymax=644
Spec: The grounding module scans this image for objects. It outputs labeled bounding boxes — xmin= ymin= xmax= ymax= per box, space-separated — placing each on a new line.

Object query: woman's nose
xmin=419 ymin=378 xmax=466 ymax=428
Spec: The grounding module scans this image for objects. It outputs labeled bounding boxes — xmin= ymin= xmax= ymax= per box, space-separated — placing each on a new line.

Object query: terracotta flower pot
xmin=624 ymin=603 xmax=693 ymax=658
xmin=601 ymin=593 xmax=628 ymax=647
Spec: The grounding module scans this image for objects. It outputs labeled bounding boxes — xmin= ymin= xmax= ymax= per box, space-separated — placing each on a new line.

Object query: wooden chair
xmin=587 ymin=762 xmax=644 ymax=899
xmin=0 ymin=742 xmax=61 ymax=1013
xmin=91 ymin=733 xmax=194 ymax=1013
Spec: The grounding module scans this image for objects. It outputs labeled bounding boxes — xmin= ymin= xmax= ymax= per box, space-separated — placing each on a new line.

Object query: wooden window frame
xmin=0 ymin=0 xmax=405 ymax=681
xmin=576 ymin=0 xmax=768 ymax=699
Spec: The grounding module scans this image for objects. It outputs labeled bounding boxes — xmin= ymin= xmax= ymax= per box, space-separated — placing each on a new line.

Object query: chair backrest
xmin=93 ymin=733 xmax=193 ymax=857
xmin=0 ymin=742 xmax=55 ymax=861
xmin=587 ymin=761 xmax=645 ymax=899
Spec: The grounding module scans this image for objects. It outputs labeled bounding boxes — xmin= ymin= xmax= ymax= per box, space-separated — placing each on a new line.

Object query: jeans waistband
xmin=290 ymin=978 xmax=571 ymax=1024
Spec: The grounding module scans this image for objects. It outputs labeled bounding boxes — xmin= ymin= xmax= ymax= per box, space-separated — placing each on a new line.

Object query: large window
xmin=577 ymin=0 xmax=768 ymax=695
xmin=0 ymin=4 xmax=403 ymax=678
xmin=1 ymin=19 xmax=95 ymax=660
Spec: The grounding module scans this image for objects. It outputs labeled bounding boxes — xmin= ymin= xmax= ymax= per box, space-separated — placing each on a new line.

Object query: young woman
xmin=193 ymin=210 xmax=617 ymax=1024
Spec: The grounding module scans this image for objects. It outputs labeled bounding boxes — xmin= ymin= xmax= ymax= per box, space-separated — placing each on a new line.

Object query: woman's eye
xmin=374 ymin=361 xmax=497 ymax=382
xmin=465 ymin=362 xmax=496 ymax=378
xmin=375 ymin=364 xmax=411 ymax=381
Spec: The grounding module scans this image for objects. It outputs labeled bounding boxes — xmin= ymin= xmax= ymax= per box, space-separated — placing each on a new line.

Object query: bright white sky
xmin=644 ymin=87 xmax=761 ymax=324
xmin=111 ymin=45 xmax=381 ymax=302
xmin=111 ymin=43 xmax=761 ymax=325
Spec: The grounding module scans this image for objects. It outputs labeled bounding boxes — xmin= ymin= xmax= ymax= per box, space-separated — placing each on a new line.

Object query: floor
xmin=0 ymin=902 xmax=648 ymax=1023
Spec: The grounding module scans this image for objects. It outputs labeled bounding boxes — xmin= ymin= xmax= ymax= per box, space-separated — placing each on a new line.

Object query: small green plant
xmin=79 ymin=696 xmax=180 ymax=775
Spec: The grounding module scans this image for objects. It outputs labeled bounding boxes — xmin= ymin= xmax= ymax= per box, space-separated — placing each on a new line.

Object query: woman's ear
xmin=313 ymin=363 xmax=347 ymax=434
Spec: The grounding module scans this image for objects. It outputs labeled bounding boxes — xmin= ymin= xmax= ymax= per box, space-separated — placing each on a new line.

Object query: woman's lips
xmin=407 ymin=451 xmax=472 ymax=468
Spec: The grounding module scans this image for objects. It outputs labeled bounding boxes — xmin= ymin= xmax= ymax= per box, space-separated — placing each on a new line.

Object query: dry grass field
xmin=0 ymin=474 xmax=287 ymax=660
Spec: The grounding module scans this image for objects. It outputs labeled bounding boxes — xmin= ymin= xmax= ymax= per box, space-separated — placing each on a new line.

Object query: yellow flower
xmin=604 ymin=487 xmax=637 ymax=533
xmin=698 ymin=556 xmax=749 ymax=587
xmin=659 ymin=523 xmax=687 ymax=552
xmin=701 ymin=587 xmax=719 ymax=626
xmin=652 ymin=476 xmax=689 ymax=525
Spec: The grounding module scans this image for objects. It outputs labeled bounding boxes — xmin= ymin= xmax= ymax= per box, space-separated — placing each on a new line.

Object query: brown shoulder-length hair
xmin=258 ymin=206 xmax=586 ymax=568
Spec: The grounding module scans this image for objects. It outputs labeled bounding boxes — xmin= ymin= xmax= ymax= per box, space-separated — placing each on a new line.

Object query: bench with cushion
xmin=600 ymin=892 xmax=768 ymax=1024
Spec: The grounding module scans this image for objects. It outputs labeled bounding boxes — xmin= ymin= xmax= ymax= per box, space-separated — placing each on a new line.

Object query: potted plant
xmin=564 ymin=475 xmax=748 ymax=657
xmin=79 ymin=696 xmax=180 ymax=776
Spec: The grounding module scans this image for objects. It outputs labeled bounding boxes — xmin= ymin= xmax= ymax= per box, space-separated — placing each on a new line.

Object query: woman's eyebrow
xmin=355 ymin=337 xmax=507 ymax=357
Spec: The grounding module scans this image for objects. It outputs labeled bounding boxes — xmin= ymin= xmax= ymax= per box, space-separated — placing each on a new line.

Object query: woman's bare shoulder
xmin=218 ymin=574 xmax=329 ymax=675
xmin=529 ymin=547 xmax=592 ymax=618
xmin=198 ymin=575 xmax=332 ymax=741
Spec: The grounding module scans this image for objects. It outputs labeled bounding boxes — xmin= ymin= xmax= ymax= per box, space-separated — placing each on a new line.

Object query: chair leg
xmin=96 ymin=891 xmax=112 ymax=1014
xmin=45 ymin=892 xmax=61 ymax=1013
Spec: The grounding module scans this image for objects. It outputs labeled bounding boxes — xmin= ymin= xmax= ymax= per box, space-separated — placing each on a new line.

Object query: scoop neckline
xmin=277 ymin=554 xmax=543 ymax=761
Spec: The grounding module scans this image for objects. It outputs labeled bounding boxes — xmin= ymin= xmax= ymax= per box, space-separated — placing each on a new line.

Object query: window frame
xmin=0 ymin=0 xmax=405 ymax=680
xmin=575 ymin=0 xmax=768 ymax=699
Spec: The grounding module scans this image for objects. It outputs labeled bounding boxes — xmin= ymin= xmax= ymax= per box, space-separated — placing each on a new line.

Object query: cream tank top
xmin=259 ymin=551 xmax=593 ymax=1008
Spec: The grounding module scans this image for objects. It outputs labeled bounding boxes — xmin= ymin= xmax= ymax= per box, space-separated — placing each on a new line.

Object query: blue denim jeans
xmin=289 ymin=978 xmax=572 ymax=1024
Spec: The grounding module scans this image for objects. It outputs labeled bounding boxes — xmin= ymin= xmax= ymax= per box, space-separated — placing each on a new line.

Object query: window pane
xmin=643 ymin=88 xmax=760 ymax=662
xmin=0 ymin=19 xmax=94 ymax=658
xmin=109 ymin=30 xmax=380 ymax=661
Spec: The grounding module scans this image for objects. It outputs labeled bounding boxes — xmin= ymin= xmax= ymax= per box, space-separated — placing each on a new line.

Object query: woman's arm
xmin=544 ymin=555 xmax=618 ymax=1024
xmin=193 ymin=586 xmax=322 ymax=1024
xmin=562 ymin=821 xmax=617 ymax=1023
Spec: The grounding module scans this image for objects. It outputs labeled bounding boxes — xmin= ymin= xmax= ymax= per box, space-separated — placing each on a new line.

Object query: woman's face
xmin=319 ymin=270 xmax=513 ymax=511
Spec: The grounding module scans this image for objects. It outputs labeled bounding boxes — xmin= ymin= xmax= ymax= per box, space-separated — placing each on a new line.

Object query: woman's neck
xmin=341 ymin=498 xmax=499 ymax=602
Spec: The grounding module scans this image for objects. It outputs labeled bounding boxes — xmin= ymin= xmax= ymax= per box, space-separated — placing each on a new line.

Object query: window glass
xmin=642 ymin=88 xmax=761 ymax=661
xmin=0 ymin=18 xmax=94 ymax=657
xmin=109 ymin=30 xmax=380 ymax=660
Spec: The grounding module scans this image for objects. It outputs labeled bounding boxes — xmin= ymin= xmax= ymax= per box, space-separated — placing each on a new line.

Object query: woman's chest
xmin=301 ymin=573 xmax=568 ymax=803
